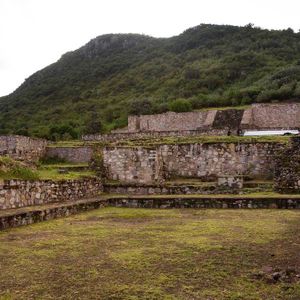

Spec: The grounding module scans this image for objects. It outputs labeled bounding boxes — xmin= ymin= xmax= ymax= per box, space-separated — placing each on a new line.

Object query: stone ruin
xmin=126 ymin=103 xmax=300 ymax=133
xmin=82 ymin=103 xmax=300 ymax=142
xmin=0 ymin=135 xmax=47 ymax=163
xmin=274 ymin=137 xmax=300 ymax=193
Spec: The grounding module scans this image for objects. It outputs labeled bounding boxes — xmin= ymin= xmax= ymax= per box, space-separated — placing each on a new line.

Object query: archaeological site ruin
xmin=0 ymin=102 xmax=299 ymax=230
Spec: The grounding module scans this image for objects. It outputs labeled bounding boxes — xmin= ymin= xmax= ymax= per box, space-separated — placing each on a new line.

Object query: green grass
xmin=1 ymin=208 xmax=300 ymax=299
xmin=0 ymin=156 xmax=95 ymax=181
xmin=196 ymin=104 xmax=251 ymax=111
xmin=0 ymin=156 xmax=39 ymax=180
xmin=36 ymin=167 xmax=96 ymax=181
xmin=41 ymin=163 xmax=89 ymax=168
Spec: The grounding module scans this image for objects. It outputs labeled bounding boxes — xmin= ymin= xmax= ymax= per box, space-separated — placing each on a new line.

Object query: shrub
xmin=168 ymin=99 xmax=192 ymax=112
xmin=129 ymin=99 xmax=153 ymax=115
xmin=84 ymin=113 xmax=103 ymax=134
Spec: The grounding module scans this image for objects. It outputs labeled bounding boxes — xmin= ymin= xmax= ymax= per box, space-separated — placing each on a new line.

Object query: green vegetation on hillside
xmin=0 ymin=24 xmax=300 ymax=140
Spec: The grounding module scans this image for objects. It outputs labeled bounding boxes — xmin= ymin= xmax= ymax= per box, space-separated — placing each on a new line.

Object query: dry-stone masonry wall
xmin=107 ymin=196 xmax=300 ymax=209
xmin=241 ymin=103 xmax=300 ymax=129
xmin=0 ymin=135 xmax=47 ymax=162
xmin=103 ymin=142 xmax=283 ymax=184
xmin=82 ymin=129 xmax=228 ymax=142
xmin=274 ymin=137 xmax=300 ymax=193
xmin=103 ymin=147 xmax=163 ymax=184
xmin=0 ymin=178 xmax=102 ymax=210
xmin=160 ymin=143 xmax=281 ymax=180
xmin=128 ymin=111 xmax=210 ymax=132
xmin=104 ymin=182 xmax=244 ymax=195
xmin=0 ymin=198 xmax=107 ymax=230
xmin=46 ymin=146 xmax=93 ymax=163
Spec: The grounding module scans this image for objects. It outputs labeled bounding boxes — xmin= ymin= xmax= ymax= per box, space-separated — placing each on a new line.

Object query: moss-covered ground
xmin=1 ymin=208 xmax=300 ymax=299
xmin=0 ymin=156 xmax=95 ymax=181
xmin=36 ymin=164 xmax=95 ymax=181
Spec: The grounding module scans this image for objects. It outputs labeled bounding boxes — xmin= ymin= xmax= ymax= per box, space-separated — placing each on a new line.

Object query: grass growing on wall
xmin=0 ymin=156 xmax=95 ymax=181
xmin=0 ymin=156 xmax=39 ymax=180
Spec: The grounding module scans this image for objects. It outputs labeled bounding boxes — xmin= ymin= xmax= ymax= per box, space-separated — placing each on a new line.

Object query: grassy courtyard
xmin=1 ymin=208 xmax=300 ymax=300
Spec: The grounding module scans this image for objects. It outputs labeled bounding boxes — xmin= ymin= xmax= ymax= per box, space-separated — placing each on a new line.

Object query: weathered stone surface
xmin=241 ymin=103 xmax=300 ymax=129
xmin=103 ymin=142 xmax=283 ymax=184
xmin=217 ymin=175 xmax=243 ymax=189
xmin=84 ymin=103 xmax=300 ymax=142
xmin=0 ymin=135 xmax=47 ymax=162
xmin=107 ymin=196 xmax=300 ymax=209
xmin=0 ymin=178 xmax=103 ymax=210
xmin=82 ymin=128 xmax=228 ymax=142
xmin=0 ymin=198 xmax=107 ymax=230
xmin=274 ymin=137 xmax=300 ymax=193
xmin=46 ymin=146 xmax=93 ymax=163
xmin=103 ymin=182 xmax=245 ymax=195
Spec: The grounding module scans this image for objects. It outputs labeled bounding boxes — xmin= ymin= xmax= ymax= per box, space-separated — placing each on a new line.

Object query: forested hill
xmin=1 ymin=24 xmax=300 ymax=140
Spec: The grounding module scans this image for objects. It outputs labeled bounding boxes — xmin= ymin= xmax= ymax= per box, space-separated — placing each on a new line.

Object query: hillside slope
xmin=0 ymin=24 xmax=300 ymax=139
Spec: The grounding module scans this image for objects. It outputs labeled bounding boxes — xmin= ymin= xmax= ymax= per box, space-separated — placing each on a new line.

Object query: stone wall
xmin=103 ymin=142 xmax=283 ymax=184
xmin=107 ymin=196 xmax=300 ymax=209
xmin=46 ymin=146 xmax=93 ymax=163
xmin=274 ymin=137 xmax=300 ymax=193
xmin=82 ymin=129 xmax=228 ymax=142
xmin=0 ymin=178 xmax=102 ymax=210
xmin=0 ymin=198 xmax=107 ymax=230
xmin=84 ymin=103 xmax=300 ymax=142
xmin=241 ymin=103 xmax=300 ymax=129
xmin=128 ymin=111 xmax=210 ymax=132
xmin=0 ymin=135 xmax=47 ymax=162
xmin=104 ymin=182 xmax=244 ymax=195
xmin=160 ymin=143 xmax=281 ymax=180
xmin=103 ymin=147 xmax=163 ymax=184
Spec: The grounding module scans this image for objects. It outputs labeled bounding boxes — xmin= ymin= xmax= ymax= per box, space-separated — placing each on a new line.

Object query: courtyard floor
xmin=1 ymin=208 xmax=300 ymax=299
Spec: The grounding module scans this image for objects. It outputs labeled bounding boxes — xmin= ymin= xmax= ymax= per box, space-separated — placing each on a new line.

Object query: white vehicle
xmin=243 ymin=130 xmax=299 ymax=136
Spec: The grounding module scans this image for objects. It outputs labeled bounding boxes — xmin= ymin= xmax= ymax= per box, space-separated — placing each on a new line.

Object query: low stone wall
xmin=103 ymin=142 xmax=283 ymax=184
xmin=82 ymin=129 xmax=229 ymax=142
xmin=107 ymin=197 xmax=300 ymax=209
xmin=104 ymin=183 xmax=242 ymax=195
xmin=0 ymin=198 xmax=107 ymax=230
xmin=0 ymin=135 xmax=47 ymax=162
xmin=0 ymin=178 xmax=102 ymax=210
xmin=103 ymin=184 xmax=223 ymax=195
xmin=274 ymin=137 xmax=300 ymax=193
xmin=46 ymin=146 xmax=93 ymax=163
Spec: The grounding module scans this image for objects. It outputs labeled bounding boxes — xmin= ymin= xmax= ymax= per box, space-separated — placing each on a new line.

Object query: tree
xmin=129 ymin=99 xmax=153 ymax=115
xmin=84 ymin=113 xmax=103 ymax=134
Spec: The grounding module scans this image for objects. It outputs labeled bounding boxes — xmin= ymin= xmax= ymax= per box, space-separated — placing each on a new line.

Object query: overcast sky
xmin=0 ymin=0 xmax=299 ymax=97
